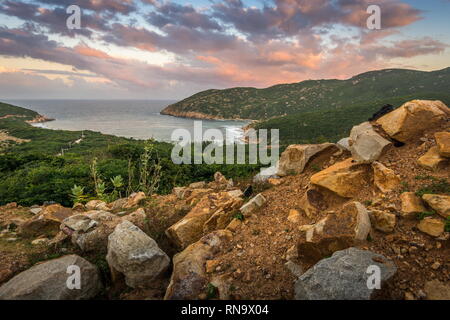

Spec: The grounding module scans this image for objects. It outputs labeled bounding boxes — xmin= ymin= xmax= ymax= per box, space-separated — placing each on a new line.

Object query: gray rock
xmin=240 ymin=193 xmax=266 ymax=215
xmin=349 ymin=122 xmax=391 ymax=163
xmin=61 ymin=211 xmax=120 ymax=252
xmin=0 ymin=255 xmax=102 ymax=300
xmin=106 ymin=221 xmax=169 ymax=288
xmin=295 ymin=247 xmax=397 ymax=300
xmin=277 ymin=143 xmax=336 ymax=176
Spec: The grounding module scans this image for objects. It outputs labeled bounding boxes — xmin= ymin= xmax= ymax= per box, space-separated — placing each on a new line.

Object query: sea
xmin=5 ymin=100 xmax=249 ymax=143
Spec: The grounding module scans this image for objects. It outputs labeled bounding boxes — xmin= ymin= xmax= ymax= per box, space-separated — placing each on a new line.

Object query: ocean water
xmin=5 ymin=100 xmax=249 ymax=142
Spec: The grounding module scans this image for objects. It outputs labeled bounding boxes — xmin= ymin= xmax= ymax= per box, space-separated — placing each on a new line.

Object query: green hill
xmin=253 ymin=93 xmax=450 ymax=147
xmin=161 ymin=67 xmax=450 ymax=121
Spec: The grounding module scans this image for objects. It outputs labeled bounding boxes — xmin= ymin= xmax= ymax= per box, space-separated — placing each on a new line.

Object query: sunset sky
xmin=0 ymin=0 xmax=449 ymax=99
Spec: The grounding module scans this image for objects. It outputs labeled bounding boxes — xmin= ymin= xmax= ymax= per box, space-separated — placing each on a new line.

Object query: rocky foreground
xmin=0 ymin=99 xmax=449 ymax=300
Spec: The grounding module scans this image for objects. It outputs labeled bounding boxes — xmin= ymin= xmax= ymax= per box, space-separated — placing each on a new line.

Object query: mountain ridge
xmin=161 ymin=67 xmax=450 ymax=121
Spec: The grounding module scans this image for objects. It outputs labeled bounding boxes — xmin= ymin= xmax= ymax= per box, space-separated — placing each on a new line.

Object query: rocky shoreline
xmin=25 ymin=114 xmax=55 ymax=124
xmin=160 ymin=106 xmax=253 ymax=122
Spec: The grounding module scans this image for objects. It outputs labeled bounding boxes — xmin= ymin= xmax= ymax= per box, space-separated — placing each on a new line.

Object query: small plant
xmin=70 ymin=185 xmax=87 ymax=204
xmin=445 ymin=217 xmax=450 ymax=233
xmin=233 ymin=212 xmax=244 ymax=221
xmin=96 ymin=182 xmax=107 ymax=202
xmin=415 ymin=179 xmax=450 ymax=197
xmin=139 ymin=140 xmax=162 ymax=196
xmin=206 ymin=283 xmax=218 ymax=299
xmin=416 ymin=211 xmax=435 ymax=220
xmin=311 ymin=164 xmax=321 ymax=172
xmin=414 ymin=175 xmax=437 ymax=181
xmin=363 ymin=200 xmax=373 ymax=206
xmin=110 ymin=175 xmax=124 ymax=199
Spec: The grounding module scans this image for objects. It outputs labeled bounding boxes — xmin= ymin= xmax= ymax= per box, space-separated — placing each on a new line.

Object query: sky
xmin=0 ymin=0 xmax=449 ymax=100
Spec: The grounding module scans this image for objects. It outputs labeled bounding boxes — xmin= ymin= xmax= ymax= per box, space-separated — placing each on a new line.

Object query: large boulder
xmin=422 ymin=194 xmax=450 ymax=218
xmin=0 ymin=255 xmax=102 ymax=300
xmin=277 ymin=143 xmax=336 ymax=176
xmin=61 ymin=211 xmax=120 ymax=252
xmin=165 ymin=230 xmax=232 ymax=300
xmin=418 ymin=146 xmax=448 ymax=170
xmin=166 ymin=191 xmax=243 ymax=249
xmin=19 ymin=204 xmax=73 ymax=238
xmin=106 ymin=221 xmax=169 ymax=289
xmin=400 ymin=192 xmax=427 ymax=218
xmin=349 ymin=122 xmax=391 ymax=163
xmin=295 ymin=248 xmax=397 ymax=300
xmin=435 ymin=132 xmax=450 ymax=158
xmin=372 ymin=162 xmax=401 ymax=193
xmin=376 ymin=100 xmax=449 ymax=142
xmin=297 ymin=202 xmax=371 ymax=263
xmin=310 ymin=158 xmax=369 ymax=198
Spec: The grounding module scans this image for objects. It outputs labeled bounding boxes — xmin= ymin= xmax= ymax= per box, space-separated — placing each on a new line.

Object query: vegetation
xmin=415 ymin=178 xmax=450 ymax=197
xmin=163 ymin=68 xmax=450 ymax=145
xmin=0 ymin=102 xmax=261 ymax=207
xmin=254 ymin=93 xmax=450 ymax=146
xmin=416 ymin=211 xmax=435 ymax=220
xmin=163 ymin=67 xmax=450 ymax=119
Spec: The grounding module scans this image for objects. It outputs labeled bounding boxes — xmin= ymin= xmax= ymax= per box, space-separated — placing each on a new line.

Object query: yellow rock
xmin=268 ymin=178 xmax=283 ymax=186
xmin=417 ymin=217 xmax=445 ymax=237
xmin=372 ymin=162 xmax=401 ymax=193
xmin=288 ymin=209 xmax=301 ymax=223
xmin=166 ymin=191 xmax=243 ymax=249
xmin=422 ymin=194 xmax=450 ymax=218
xmin=400 ymin=192 xmax=426 ymax=218
xmin=376 ymin=100 xmax=449 ymax=142
xmin=417 ymin=146 xmax=448 ymax=170
xmin=435 ymin=132 xmax=450 ymax=158
xmin=205 ymin=260 xmax=220 ymax=273
xmin=310 ymin=158 xmax=368 ymax=198
xmin=369 ymin=209 xmax=396 ymax=233
xmin=226 ymin=218 xmax=242 ymax=232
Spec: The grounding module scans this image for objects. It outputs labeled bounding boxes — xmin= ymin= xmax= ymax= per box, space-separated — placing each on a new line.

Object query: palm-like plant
xmin=70 ymin=185 xmax=87 ymax=204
